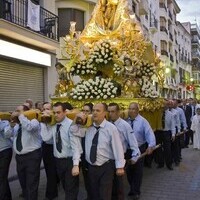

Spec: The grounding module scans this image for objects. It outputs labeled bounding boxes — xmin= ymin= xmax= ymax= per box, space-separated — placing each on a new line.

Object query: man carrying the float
xmin=41 ymin=102 xmax=82 ymax=200
xmin=126 ymin=102 xmax=156 ymax=200
xmin=108 ymin=102 xmax=140 ymax=200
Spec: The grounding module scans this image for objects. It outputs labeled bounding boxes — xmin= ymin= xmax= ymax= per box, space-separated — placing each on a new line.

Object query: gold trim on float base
xmin=51 ymin=97 xmax=164 ymax=131
xmin=51 ymin=97 xmax=164 ymax=111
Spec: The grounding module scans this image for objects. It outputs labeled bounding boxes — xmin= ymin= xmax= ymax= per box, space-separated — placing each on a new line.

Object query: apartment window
xmin=58 ymin=8 xmax=84 ymax=37
xmin=160 ymin=17 xmax=166 ymax=27
xmin=161 ymin=40 xmax=167 ymax=50
xmin=32 ymin=0 xmax=40 ymax=4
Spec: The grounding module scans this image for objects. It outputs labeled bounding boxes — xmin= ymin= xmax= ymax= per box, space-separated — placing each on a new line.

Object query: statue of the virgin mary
xmin=80 ymin=0 xmax=140 ymax=40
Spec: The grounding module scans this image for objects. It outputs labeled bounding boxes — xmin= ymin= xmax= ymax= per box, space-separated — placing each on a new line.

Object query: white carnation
xmin=103 ymin=95 xmax=108 ymax=99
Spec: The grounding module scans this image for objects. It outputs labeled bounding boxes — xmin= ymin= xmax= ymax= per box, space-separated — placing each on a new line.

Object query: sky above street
xmin=176 ymin=0 xmax=200 ymax=25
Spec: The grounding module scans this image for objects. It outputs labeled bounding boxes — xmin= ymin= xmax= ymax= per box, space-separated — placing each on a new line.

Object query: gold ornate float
xmin=52 ymin=0 xmax=165 ymax=128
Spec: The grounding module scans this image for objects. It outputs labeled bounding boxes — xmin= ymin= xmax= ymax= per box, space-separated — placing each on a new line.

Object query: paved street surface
xmin=9 ymin=146 xmax=200 ymax=200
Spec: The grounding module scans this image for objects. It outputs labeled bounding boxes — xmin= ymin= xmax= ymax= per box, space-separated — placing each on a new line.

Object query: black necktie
xmin=56 ymin=124 xmax=62 ymax=153
xmin=162 ymin=111 xmax=165 ymax=129
xmin=16 ymin=124 xmax=23 ymax=152
xmin=130 ymin=119 xmax=135 ymax=129
xmin=90 ymin=126 xmax=100 ymax=163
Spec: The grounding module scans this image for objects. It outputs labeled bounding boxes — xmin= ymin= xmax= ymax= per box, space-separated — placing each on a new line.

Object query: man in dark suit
xmin=180 ymin=99 xmax=192 ymax=147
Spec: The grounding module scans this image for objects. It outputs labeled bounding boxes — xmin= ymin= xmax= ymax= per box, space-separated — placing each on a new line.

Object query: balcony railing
xmin=161 ymin=50 xmax=168 ymax=56
xmin=160 ymin=26 xmax=168 ymax=34
xmin=192 ymin=52 xmax=200 ymax=58
xmin=192 ymin=38 xmax=200 ymax=44
xmin=170 ymin=54 xmax=174 ymax=62
xmin=159 ymin=3 xmax=167 ymax=11
xmin=169 ymin=32 xmax=173 ymax=41
xmin=0 ymin=0 xmax=59 ymax=41
xmin=168 ymin=10 xmax=173 ymax=20
xmin=150 ymin=18 xmax=158 ymax=29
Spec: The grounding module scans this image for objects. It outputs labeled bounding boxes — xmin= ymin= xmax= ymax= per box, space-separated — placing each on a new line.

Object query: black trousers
xmin=81 ymin=137 xmax=90 ymax=199
xmin=55 ymin=157 xmax=79 ymax=200
xmin=88 ymin=160 xmax=115 ymax=200
xmin=80 ymin=156 xmax=90 ymax=199
xmin=171 ymin=137 xmax=180 ymax=163
xmin=42 ymin=142 xmax=58 ymax=200
xmin=126 ymin=143 xmax=146 ymax=196
xmin=15 ymin=148 xmax=42 ymax=200
xmin=0 ymin=148 xmax=12 ymax=200
xmin=155 ymin=131 xmax=172 ymax=167
xmin=112 ymin=173 xmax=124 ymax=200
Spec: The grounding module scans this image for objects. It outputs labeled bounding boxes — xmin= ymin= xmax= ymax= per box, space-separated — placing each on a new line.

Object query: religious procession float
xmin=0 ymin=0 xmax=165 ymax=130
xmin=52 ymin=0 xmax=165 ymax=130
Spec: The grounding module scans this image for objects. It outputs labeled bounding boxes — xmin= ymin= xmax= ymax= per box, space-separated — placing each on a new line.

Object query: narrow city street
xmin=9 ymin=146 xmax=200 ymax=200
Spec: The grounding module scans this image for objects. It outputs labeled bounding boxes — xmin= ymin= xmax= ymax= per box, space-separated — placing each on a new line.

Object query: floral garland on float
xmin=53 ymin=0 xmax=165 ymax=115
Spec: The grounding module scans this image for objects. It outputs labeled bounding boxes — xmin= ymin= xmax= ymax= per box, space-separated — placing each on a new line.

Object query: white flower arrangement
xmin=138 ymin=77 xmax=158 ymax=98
xmin=139 ymin=61 xmax=155 ymax=78
xmin=70 ymin=60 xmax=97 ymax=76
xmin=70 ymin=77 xmax=119 ymax=100
xmin=89 ymin=40 xmax=113 ymax=64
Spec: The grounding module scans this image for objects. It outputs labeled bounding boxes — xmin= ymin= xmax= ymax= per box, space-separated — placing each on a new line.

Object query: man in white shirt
xmin=41 ymin=102 xmax=58 ymax=200
xmin=5 ymin=105 xmax=42 ymax=200
xmin=108 ymin=103 xmax=140 ymax=200
xmin=41 ymin=102 xmax=82 ymax=200
xmin=85 ymin=103 xmax=125 ymax=200
xmin=0 ymin=120 xmax=13 ymax=200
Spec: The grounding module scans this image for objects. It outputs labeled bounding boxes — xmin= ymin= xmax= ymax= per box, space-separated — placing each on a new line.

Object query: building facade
xmin=191 ymin=23 xmax=200 ymax=99
xmin=0 ymin=0 xmax=59 ymax=111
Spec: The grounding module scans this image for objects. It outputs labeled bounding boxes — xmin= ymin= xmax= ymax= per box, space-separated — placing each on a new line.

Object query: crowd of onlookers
xmin=0 ymin=97 xmax=199 ymax=200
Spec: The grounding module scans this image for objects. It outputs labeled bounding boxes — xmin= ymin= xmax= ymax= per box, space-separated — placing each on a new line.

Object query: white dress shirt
xmin=163 ymin=109 xmax=176 ymax=136
xmin=40 ymin=117 xmax=82 ymax=166
xmin=85 ymin=119 xmax=125 ymax=168
xmin=170 ymin=108 xmax=181 ymax=133
xmin=175 ymin=107 xmax=187 ymax=130
xmin=126 ymin=114 xmax=156 ymax=148
xmin=0 ymin=120 xmax=12 ymax=152
xmin=113 ymin=117 xmax=140 ymax=162
xmin=4 ymin=114 xmax=41 ymax=155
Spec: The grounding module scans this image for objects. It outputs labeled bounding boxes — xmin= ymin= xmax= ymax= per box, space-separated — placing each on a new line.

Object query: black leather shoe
xmin=167 ymin=166 xmax=173 ymax=170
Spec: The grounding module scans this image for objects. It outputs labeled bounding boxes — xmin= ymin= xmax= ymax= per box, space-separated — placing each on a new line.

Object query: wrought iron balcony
xmin=192 ymin=38 xmax=200 ymax=45
xmin=170 ymin=54 xmax=174 ymax=62
xmin=159 ymin=3 xmax=167 ymax=12
xmin=169 ymin=33 xmax=173 ymax=41
xmin=160 ymin=26 xmax=168 ymax=34
xmin=150 ymin=18 xmax=158 ymax=29
xmin=168 ymin=10 xmax=173 ymax=21
xmin=161 ymin=50 xmax=168 ymax=56
xmin=0 ymin=0 xmax=59 ymax=41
